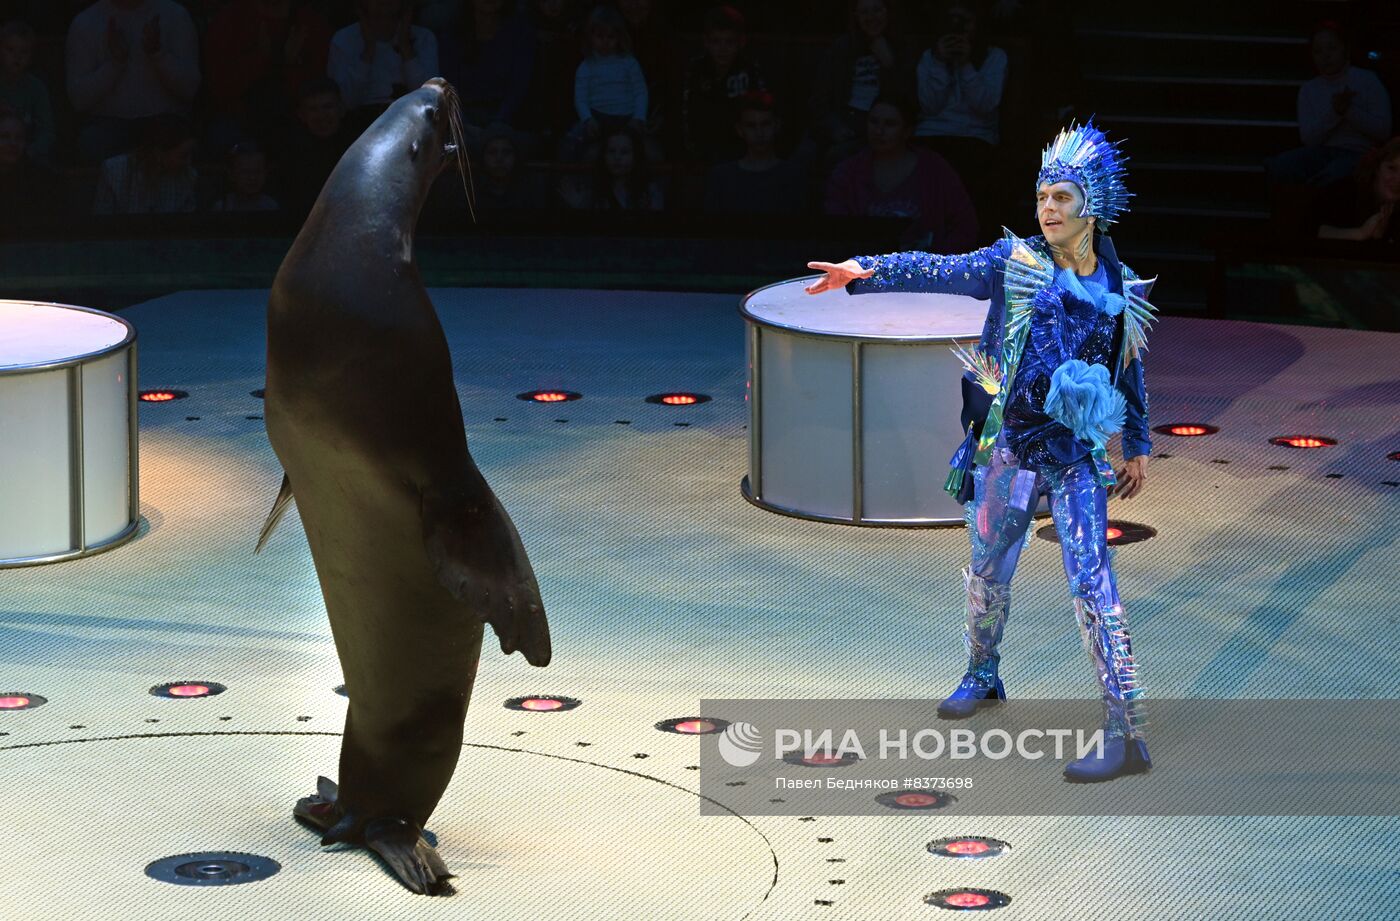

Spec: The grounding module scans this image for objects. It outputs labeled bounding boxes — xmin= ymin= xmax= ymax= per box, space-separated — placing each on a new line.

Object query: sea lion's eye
xmin=425 ymin=106 xmax=439 ymax=123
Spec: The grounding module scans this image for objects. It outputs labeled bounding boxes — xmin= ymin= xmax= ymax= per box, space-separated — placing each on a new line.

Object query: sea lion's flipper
xmin=364 ymin=817 xmax=456 ymax=896
xmin=255 ymin=474 xmax=295 ymax=553
xmin=293 ymin=775 xmax=342 ymax=833
xmin=421 ymin=484 xmax=552 ymax=667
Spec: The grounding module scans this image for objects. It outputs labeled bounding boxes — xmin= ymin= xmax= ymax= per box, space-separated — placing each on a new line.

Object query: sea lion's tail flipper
xmin=421 ymin=484 xmax=553 ymax=668
xmin=255 ymin=474 xmax=295 ymax=553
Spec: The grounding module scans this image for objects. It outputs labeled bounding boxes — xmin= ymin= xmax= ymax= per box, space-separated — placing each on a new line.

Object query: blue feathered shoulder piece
xmin=1044 ymin=359 xmax=1127 ymax=448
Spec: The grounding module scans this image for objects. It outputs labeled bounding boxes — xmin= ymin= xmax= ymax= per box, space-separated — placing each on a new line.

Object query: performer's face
xmin=1036 ymin=180 xmax=1093 ymax=246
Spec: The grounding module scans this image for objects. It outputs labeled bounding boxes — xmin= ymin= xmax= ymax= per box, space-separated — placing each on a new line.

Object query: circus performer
xmin=807 ymin=120 xmax=1156 ymax=782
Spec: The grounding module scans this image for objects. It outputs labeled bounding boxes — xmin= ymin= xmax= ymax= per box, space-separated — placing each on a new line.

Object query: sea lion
xmin=258 ymin=77 xmax=551 ymax=896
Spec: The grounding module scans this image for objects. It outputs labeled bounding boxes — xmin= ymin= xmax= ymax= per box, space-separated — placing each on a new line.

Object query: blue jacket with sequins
xmin=846 ymin=233 xmax=1152 ymax=468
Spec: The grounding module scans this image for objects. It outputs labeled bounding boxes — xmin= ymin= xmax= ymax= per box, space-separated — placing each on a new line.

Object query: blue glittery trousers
xmin=960 ymin=435 xmax=1145 ymax=738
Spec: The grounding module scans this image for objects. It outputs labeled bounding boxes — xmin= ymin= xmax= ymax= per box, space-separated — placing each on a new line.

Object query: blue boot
xmin=937 ymin=673 xmax=1006 ymax=719
xmin=1062 ymin=735 xmax=1151 ymax=783
xmin=1064 ymin=597 xmax=1150 ymax=782
xmin=937 ymin=568 xmax=1011 ymax=719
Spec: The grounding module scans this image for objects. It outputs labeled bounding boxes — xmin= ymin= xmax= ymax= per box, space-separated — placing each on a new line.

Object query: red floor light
xmin=1390 ymin=452 xmax=1400 ymax=462
xmin=140 ymin=389 xmax=188 ymax=403
xmin=1154 ymin=423 xmax=1218 ymax=437
xmin=505 ymin=695 xmax=581 ymax=712
xmin=1271 ymin=435 xmax=1336 ymax=449
xmin=656 ymin=717 xmax=727 ymax=735
xmin=646 ymin=392 xmax=713 ymax=406
xmin=877 ymin=789 xmax=955 ymax=810
xmin=925 ymin=887 xmax=1012 ymax=910
xmin=0 ymin=695 xmax=31 ymax=709
xmin=784 ymin=751 xmax=859 ymax=767
xmin=150 ymin=681 xmax=226 ymax=699
xmin=896 ymin=792 xmax=938 ymax=807
xmin=169 ymin=684 xmax=210 ymax=697
xmin=518 ymin=390 xmax=582 ymax=403
xmin=928 ymin=836 xmax=1009 ymax=858
xmin=674 ymin=719 xmax=712 ymax=732
xmin=1039 ymin=520 xmax=1156 ymax=547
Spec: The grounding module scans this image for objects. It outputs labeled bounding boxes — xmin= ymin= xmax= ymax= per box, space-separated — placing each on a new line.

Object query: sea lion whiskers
xmin=439 ymin=82 xmax=477 ymax=223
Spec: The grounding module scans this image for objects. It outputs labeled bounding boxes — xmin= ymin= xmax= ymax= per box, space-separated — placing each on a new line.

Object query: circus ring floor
xmin=2 ymin=287 xmax=1397 ymax=920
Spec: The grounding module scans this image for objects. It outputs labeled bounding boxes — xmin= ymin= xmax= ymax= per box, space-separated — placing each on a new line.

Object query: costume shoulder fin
xmin=998 ymin=227 xmax=1055 ymax=367
xmin=1119 ymin=262 xmax=1159 ymax=368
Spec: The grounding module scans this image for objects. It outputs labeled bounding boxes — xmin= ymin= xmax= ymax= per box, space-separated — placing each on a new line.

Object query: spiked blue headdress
xmin=1036 ymin=119 xmax=1131 ymax=230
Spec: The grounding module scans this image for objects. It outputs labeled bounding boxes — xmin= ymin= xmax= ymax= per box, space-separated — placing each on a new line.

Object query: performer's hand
xmin=805 ymin=259 xmax=873 ymax=294
xmin=1114 ymin=455 xmax=1148 ymax=500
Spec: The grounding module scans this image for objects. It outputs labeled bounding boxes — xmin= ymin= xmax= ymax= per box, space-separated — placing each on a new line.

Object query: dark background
xmin=1 ymin=0 xmax=1396 ymax=328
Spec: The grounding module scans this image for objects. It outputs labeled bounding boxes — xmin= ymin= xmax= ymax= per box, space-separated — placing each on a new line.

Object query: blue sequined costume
xmin=846 ymin=229 xmax=1155 ymax=746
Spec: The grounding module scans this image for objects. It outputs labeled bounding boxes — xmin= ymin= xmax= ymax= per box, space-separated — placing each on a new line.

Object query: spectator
xmin=438 ymin=0 xmax=535 ymax=140
xmin=92 ymin=112 xmax=197 ymax=214
xmin=212 ymin=142 xmax=280 ymax=211
xmin=825 ymin=92 xmax=977 ymax=251
xmin=66 ymin=0 xmax=201 ymax=163
xmin=476 ymin=122 xmax=547 ymax=212
xmin=522 ymin=0 xmax=581 ymax=141
xmin=328 ymin=0 xmax=438 ymax=121
xmin=913 ymin=0 xmax=1006 ymax=216
xmin=1317 ymin=136 xmax=1400 ymax=242
xmin=0 ymin=109 xmax=60 ymax=214
xmin=278 ymin=76 xmax=354 ymax=214
xmin=680 ymin=5 xmax=766 ymax=163
xmin=705 ymin=90 xmax=809 ymax=214
xmin=205 ymin=0 xmax=333 ymax=150
xmin=563 ymin=5 xmax=648 ymax=161
xmin=1266 ymin=23 xmax=1392 ymax=189
xmin=0 ymin=21 xmax=52 ymax=159
xmin=808 ymin=0 xmax=916 ymax=168
xmin=559 ymin=124 xmax=663 ymax=211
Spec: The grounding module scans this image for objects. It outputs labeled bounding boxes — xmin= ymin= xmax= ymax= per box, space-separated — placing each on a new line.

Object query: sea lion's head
xmin=345 ymin=77 xmax=472 ymax=217
xmin=406 ymin=78 xmax=470 ymax=192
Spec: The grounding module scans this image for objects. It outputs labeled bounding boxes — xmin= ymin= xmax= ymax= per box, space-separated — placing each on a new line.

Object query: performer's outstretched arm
xmin=806 ymin=240 xmax=1008 ymax=359
xmin=806 ymin=241 xmax=1004 ymax=297
xmin=847 ymin=242 xmax=1004 ymax=299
